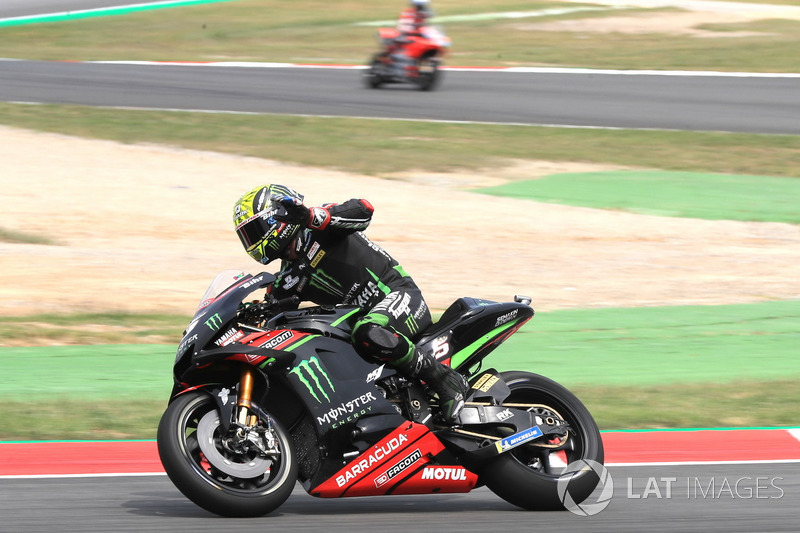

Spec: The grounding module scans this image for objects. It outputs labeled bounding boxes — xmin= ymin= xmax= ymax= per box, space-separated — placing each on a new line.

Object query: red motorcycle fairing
xmin=377 ymin=26 xmax=449 ymax=61
xmin=378 ymin=27 xmax=401 ymax=42
xmin=310 ymin=422 xmax=478 ymax=498
xmin=192 ymin=329 xmax=311 ymax=368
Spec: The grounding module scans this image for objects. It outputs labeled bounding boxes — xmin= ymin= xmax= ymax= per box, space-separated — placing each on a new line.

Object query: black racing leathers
xmin=268 ymin=199 xmax=432 ymax=361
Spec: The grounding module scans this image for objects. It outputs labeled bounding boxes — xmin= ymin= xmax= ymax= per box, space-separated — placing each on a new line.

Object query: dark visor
xmin=235 ymin=214 xmax=274 ymax=249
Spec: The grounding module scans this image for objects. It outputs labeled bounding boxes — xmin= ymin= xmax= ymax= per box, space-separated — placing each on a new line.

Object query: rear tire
xmin=364 ymin=55 xmax=385 ymax=89
xmin=480 ymin=371 xmax=604 ymax=511
xmin=157 ymin=391 xmax=298 ymax=517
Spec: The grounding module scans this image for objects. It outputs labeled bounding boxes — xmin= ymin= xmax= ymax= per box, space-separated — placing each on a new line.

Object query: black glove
xmin=274 ymin=195 xmax=310 ymax=226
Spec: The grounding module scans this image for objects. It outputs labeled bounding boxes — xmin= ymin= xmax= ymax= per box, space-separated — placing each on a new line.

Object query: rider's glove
xmin=274 ymin=195 xmax=311 ymax=226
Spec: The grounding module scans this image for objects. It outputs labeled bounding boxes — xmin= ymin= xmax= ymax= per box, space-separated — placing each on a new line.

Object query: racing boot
xmin=398 ymin=348 xmax=469 ymax=424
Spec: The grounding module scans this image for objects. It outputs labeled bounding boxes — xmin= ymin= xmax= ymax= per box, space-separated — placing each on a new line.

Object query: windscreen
xmin=196 ymin=270 xmax=251 ymax=312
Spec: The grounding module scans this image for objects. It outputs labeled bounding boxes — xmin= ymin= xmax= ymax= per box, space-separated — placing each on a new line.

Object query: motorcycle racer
xmin=397 ymin=0 xmax=431 ymax=35
xmin=232 ymin=184 xmax=469 ymax=423
xmin=390 ymin=0 xmax=433 ymax=78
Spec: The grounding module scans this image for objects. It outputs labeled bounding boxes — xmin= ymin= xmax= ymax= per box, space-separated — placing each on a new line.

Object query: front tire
xmin=480 ymin=371 xmax=604 ymax=511
xmin=416 ymin=57 xmax=441 ymax=91
xmin=157 ymin=391 xmax=298 ymax=517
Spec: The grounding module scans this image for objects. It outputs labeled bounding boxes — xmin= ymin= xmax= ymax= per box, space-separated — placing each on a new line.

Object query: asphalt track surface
xmin=1 ymin=464 xmax=798 ymax=533
xmin=0 ymin=0 xmax=183 ymax=18
xmin=2 ymin=58 xmax=800 ymax=135
xmin=2 ymin=431 xmax=799 ymax=531
xmin=0 ymin=0 xmax=167 ymax=19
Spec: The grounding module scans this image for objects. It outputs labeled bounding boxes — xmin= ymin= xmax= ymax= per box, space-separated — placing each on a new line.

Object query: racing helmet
xmin=410 ymin=0 xmax=431 ymax=13
xmin=233 ymin=184 xmax=304 ymax=265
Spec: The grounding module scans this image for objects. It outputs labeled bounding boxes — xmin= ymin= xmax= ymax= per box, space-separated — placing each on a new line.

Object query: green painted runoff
xmin=477 ymin=171 xmax=800 ymax=224
xmin=2 ymin=301 xmax=797 ymax=398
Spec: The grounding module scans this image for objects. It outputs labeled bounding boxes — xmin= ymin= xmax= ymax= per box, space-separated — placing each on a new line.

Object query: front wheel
xmin=480 ymin=371 xmax=604 ymax=511
xmin=415 ymin=57 xmax=441 ymax=91
xmin=157 ymin=390 xmax=298 ymax=517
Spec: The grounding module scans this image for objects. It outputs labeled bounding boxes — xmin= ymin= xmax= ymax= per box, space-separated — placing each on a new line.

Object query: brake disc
xmin=196 ymin=410 xmax=272 ymax=479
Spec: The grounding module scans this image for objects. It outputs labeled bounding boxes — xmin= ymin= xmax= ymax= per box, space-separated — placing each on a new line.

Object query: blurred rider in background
xmin=397 ymin=0 xmax=432 ymax=35
xmin=233 ymin=184 xmax=469 ymax=423
xmin=390 ymin=0 xmax=433 ymax=78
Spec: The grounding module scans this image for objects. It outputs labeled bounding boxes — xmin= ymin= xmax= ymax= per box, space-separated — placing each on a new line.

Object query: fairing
xmin=175 ymin=270 xmax=275 ymax=365
xmin=169 ymin=270 xmax=541 ymax=499
xmin=310 ymin=422 xmax=478 ymax=498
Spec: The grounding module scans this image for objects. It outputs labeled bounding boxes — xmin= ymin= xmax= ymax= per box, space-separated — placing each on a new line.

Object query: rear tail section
xmin=416 ymin=297 xmax=533 ymax=372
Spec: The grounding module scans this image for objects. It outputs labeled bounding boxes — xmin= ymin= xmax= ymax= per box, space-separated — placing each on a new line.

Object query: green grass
xmin=477 ymin=170 xmax=800 ymax=223
xmin=0 ymin=227 xmax=59 ymax=245
xmin=467 ymin=17 xmax=800 ymax=71
xmin=0 ymin=312 xmax=189 ymax=346
xmin=1 ymin=301 xmax=797 ymax=438
xmin=3 ymin=380 xmax=797 ymax=440
xmin=3 ymin=104 xmax=800 ymax=178
xmin=0 ymin=399 xmax=165 ymax=441
xmin=0 ymin=0 xmax=800 ymax=71
xmin=574 ymin=380 xmax=800 ymax=430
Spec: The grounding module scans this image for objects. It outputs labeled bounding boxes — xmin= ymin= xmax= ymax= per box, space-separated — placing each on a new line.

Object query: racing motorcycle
xmin=363 ymin=25 xmax=450 ymax=91
xmin=157 ymin=270 xmax=604 ymax=517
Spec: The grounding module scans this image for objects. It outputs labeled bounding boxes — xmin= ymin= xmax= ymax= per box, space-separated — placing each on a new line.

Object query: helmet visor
xmin=235 ymin=212 xmax=275 ymax=250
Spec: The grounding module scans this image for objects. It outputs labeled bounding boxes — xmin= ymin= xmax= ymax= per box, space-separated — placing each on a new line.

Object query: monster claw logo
xmin=289 ymin=356 xmax=335 ymax=403
xmin=204 ymin=313 xmax=223 ymax=331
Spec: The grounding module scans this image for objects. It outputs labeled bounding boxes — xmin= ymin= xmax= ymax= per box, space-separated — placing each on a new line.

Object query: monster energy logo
xmin=289 ymin=356 xmax=335 ymax=403
xmin=309 ymin=268 xmax=344 ymax=298
xmin=205 ymin=313 xmax=223 ymax=331
xmin=404 ymin=315 xmax=419 ymax=335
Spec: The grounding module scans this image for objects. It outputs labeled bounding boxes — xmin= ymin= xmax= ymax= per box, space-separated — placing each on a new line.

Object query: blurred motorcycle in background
xmin=364 ymin=25 xmax=451 ymax=91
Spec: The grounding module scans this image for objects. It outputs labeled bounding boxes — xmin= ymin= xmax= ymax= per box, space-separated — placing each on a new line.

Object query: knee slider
xmin=352 ymin=323 xmax=409 ymax=362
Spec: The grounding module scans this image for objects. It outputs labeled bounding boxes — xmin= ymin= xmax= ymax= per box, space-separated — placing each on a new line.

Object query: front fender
xmin=173 ymin=384 xmax=239 ymax=432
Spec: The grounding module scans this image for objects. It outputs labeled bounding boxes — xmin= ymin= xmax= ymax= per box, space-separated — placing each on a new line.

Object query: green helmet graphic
xmin=233 ymin=184 xmax=304 ymax=265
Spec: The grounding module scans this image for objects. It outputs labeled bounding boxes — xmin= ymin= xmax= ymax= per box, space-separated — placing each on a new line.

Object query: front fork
xmin=237 ymin=366 xmax=258 ymax=428
xmin=228 ymin=365 xmax=278 ymax=456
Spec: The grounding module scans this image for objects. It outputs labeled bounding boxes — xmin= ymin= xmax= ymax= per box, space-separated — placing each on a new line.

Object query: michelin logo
xmin=495 ymin=426 xmax=543 ymax=453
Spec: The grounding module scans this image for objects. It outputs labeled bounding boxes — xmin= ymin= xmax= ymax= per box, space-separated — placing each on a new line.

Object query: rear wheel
xmin=480 ymin=371 xmax=605 ymax=511
xmin=364 ymin=55 xmax=385 ymax=89
xmin=157 ymin=391 xmax=297 ymax=517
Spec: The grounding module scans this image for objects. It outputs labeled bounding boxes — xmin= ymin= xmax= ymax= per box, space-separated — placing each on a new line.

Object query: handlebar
xmin=238 ymin=294 xmax=300 ymax=322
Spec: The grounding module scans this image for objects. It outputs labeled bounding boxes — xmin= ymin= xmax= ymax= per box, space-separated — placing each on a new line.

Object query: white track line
xmin=0 ymin=101 xmax=786 ymax=135
xmin=76 ymin=60 xmax=800 ymax=78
